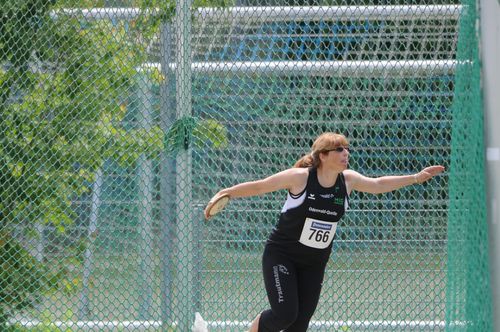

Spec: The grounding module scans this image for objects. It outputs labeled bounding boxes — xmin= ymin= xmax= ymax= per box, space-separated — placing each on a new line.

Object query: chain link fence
xmin=0 ymin=0 xmax=491 ymax=331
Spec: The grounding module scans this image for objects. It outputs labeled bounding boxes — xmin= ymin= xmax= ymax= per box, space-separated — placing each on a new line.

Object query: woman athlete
xmin=205 ymin=132 xmax=445 ymax=332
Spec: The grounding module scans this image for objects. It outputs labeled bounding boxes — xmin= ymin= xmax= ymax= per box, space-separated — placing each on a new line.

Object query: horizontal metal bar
xmin=51 ymin=5 xmax=462 ymax=21
xmin=197 ymin=5 xmax=463 ymax=22
xmin=10 ymin=319 xmax=466 ymax=331
xmin=140 ymin=59 xmax=458 ymax=76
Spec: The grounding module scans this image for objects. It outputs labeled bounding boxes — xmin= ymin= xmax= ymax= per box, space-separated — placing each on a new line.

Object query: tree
xmin=0 ymin=0 xmax=229 ymax=325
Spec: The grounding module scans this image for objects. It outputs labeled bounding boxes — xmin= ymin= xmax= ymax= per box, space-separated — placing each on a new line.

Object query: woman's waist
xmin=265 ymin=235 xmax=332 ymax=264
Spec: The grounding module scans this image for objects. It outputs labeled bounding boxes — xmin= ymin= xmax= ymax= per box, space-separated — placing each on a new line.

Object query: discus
xmin=206 ymin=193 xmax=230 ymax=218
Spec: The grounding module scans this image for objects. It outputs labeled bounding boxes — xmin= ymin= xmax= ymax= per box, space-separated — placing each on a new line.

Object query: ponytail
xmin=294 ymin=152 xmax=320 ymax=168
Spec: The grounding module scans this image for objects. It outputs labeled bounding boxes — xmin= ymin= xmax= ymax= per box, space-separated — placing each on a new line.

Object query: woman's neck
xmin=316 ymin=166 xmax=339 ymax=188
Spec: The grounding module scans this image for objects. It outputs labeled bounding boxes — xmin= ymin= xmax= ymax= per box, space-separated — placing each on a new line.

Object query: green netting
xmin=445 ymin=1 xmax=492 ymax=330
xmin=0 ymin=0 xmax=491 ymax=331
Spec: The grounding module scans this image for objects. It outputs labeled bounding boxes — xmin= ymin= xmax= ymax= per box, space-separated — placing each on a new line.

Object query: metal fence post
xmin=480 ymin=0 xmax=500 ymax=330
xmin=175 ymin=0 xmax=195 ymax=330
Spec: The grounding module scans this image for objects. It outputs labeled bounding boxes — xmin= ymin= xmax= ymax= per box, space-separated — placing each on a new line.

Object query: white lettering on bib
xmin=299 ymin=218 xmax=337 ymax=249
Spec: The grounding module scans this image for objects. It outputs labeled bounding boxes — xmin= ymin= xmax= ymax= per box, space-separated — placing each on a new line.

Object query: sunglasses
xmin=324 ymin=146 xmax=351 ymax=153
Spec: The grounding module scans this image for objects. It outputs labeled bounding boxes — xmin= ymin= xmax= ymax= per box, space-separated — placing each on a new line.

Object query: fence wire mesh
xmin=0 ymin=0 xmax=491 ymax=331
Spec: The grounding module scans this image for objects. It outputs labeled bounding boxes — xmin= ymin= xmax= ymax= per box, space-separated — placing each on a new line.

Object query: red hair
xmin=294 ymin=132 xmax=349 ymax=168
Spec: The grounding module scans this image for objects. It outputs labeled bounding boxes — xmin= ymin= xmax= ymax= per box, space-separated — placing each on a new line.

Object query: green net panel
xmin=0 ymin=0 xmax=491 ymax=331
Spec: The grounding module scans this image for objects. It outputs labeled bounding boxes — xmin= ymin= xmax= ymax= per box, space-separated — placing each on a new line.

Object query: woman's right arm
xmin=212 ymin=167 xmax=308 ymax=199
xmin=204 ymin=168 xmax=307 ymax=219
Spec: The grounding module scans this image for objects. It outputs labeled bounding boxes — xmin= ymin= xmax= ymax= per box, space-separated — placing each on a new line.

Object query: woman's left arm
xmin=344 ymin=165 xmax=445 ymax=194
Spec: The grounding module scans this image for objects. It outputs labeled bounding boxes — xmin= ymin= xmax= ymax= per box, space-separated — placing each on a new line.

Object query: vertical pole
xmin=35 ymin=223 xmax=44 ymax=263
xmin=137 ymin=73 xmax=154 ymax=320
xmin=175 ymin=0 xmax=195 ymax=331
xmin=480 ymin=0 xmax=500 ymax=330
xmin=160 ymin=22 xmax=176 ymax=330
xmin=79 ymin=167 xmax=103 ymax=319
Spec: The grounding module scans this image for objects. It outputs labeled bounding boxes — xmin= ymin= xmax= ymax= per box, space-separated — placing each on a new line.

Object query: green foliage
xmin=193 ymin=0 xmax=234 ymax=7
xmin=0 ymin=0 xmax=231 ymax=324
xmin=164 ymin=117 xmax=228 ymax=153
xmin=1 ymin=0 xmax=144 ymax=324
xmin=0 ymin=233 xmax=52 ymax=326
xmin=1 ymin=0 xmax=141 ymax=230
xmin=0 ymin=0 xmax=233 ymax=229
xmin=0 ymin=232 xmax=80 ymax=327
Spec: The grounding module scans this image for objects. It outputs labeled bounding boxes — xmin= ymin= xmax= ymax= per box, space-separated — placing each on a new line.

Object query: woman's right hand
xmin=204 ymin=191 xmax=226 ymax=220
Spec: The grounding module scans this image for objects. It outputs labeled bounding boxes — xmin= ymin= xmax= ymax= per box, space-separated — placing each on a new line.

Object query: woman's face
xmin=320 ymin=146 xmax=350 ymax=171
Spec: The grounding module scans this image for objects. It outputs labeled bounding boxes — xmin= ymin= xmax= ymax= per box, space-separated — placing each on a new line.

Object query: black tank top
xmin=267 ymin=167 xmax=349 ymax=264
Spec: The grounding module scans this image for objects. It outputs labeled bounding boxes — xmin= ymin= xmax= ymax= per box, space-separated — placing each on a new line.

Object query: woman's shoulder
xmin=342 ymin=169 xmax=364 ymax=194
xmin=288 ymin=167 xmax=310 ymax=177
xmin=282 ymin=167 xmax=309 ymax=193
xmin=343 ymin=169 xmax=360 ymax=179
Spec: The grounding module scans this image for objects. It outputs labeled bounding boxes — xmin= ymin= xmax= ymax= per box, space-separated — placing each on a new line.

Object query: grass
xmin=12 ymin=244 xmax=447 ymax=331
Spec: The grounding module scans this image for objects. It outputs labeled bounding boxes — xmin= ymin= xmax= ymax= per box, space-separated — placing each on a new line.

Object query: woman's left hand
xmin=415 ymin=165 xmax=445 ymax=184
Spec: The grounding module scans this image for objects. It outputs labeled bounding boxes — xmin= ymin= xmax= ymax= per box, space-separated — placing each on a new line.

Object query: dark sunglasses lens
xmin=333 ymin=147 xmax=350 ymax=152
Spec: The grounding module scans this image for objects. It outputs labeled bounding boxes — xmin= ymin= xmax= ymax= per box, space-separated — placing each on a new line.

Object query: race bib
xmin=299 ymin=218 xmax=337 ymax=249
